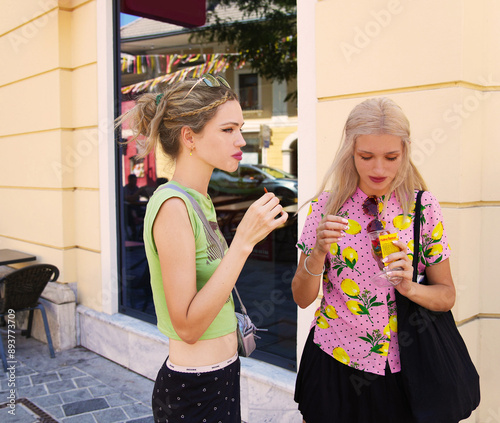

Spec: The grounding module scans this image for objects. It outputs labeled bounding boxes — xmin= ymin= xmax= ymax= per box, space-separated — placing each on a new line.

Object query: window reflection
xmin=210 ymin=165 xmax=298 ymax=368
xmin=116 ymin=3 xmax=298 ymax=370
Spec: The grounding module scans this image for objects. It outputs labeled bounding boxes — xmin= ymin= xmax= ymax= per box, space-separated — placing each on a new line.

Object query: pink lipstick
xmin=369 ymin=176 xmax=386 ymax=184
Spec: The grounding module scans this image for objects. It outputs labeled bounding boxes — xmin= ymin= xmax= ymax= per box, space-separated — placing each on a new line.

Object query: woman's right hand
xmin=233 ymin=192 xmax=288 ymax=252
xmin=314 ymin=215 xmax=349 ymax=255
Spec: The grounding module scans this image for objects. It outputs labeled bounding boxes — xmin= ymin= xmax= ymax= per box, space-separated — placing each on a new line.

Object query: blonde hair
xmin=312 ymin=97 xmax=427 ymax=216
xmin=116 ymin=78 xmax=238 ymax=159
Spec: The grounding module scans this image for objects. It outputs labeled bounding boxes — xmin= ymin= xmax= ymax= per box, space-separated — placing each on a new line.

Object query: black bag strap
xmin=158 ymin=184 xmax=248 ymax=314
xmin=412 ymin=190 xmax=424 ymax=282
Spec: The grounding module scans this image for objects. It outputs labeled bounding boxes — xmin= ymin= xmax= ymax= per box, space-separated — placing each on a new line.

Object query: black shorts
xmin=295 ymin=327 xmax=416 ymax=423
xmin=152 ymin=356 xmax=241 ymax=423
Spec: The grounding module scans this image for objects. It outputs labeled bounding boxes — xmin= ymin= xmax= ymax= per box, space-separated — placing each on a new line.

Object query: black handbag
xmin=395 ymin=191 xmax=480 ymax=423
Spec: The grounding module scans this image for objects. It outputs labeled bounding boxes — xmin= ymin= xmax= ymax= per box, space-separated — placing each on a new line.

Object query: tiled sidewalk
xmin=0 ymin=329 xmax=154 ymax=423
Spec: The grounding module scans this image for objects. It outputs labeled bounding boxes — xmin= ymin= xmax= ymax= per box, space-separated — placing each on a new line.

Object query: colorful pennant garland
xmin=121 ymin=53 xmax=246 ymax=95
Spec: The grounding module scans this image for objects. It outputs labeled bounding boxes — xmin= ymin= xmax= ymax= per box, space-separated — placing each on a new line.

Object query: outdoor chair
xmin=0 ymin=264 xmax=58 ymax=372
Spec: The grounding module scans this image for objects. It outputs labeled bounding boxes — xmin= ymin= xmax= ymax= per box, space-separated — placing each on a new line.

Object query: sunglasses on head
xmin=362 ymin=196 xmax=384 ymax=232
xmin=184 ymin=74 xmax=231 ymax=99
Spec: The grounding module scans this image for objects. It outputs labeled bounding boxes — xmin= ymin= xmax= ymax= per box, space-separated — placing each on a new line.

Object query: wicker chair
xmin=0 ymin=264 xmax=58 ymax=372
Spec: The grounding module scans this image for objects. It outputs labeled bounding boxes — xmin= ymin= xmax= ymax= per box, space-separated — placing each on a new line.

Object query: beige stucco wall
xmin=267 ymin=126 xmax=298 ymax=170
xmin=0 ymin=0 xmax=102 ymax=310
xmin=297 ymin=0 xmax=500 ymax=421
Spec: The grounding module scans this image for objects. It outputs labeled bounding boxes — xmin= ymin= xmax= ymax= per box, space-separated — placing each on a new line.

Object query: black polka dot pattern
xmin=152 ymin=358 xmax=241 ymax=422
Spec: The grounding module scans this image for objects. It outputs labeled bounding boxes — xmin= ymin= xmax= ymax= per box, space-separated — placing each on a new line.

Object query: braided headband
xmin=163 ymin=92 xmax=230 ymax=121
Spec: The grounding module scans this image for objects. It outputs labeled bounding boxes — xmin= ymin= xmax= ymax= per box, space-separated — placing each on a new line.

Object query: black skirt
xmin=152 ymin=357 xmax=241 ymax=423
xmin=295 ymin=327 xmax=416 ymax=423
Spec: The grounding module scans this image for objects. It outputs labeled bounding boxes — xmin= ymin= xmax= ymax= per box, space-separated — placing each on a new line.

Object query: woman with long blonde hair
xmin=292 ymin=97 xmax=456 ymax=422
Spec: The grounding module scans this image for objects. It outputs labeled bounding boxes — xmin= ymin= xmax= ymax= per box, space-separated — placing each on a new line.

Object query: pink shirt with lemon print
xmin=297 ymin=188 xmax=450 ymax=375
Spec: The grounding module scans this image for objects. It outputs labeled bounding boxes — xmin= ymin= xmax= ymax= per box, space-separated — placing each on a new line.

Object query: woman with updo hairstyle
xmin=119 ymin=75 xmax=288 ymax=422
xmin=291 ymin=97 xmax=461 ymax=422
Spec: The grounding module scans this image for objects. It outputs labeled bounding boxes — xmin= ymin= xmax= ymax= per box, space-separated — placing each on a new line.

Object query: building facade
xmin=1 ymin=0 xmax=499 ymax=421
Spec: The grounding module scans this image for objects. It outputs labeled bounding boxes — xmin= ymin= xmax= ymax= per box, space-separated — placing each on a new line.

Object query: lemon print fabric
xmin=407 ymin=239 xmax=414 ymax=261
xmin=315 ymin=299 xmax=339 ymax=329
xmin=341 ymin=279 xmax=360 ymax=297
xmin=330 ymin=246 xmax=361 ymax=276
xmin=306 ymin=197 xmax=318 ymax=217
xmin=389 ymin=315 xmax=397 ymax=333
xmin=428 ymin=244 xmax=443 ymax=256
xmin=345 ymin=219 xmax=361 ymax=235
xmin=387 ymin=293 xmax=397 ymax=334
xmin=432 ymin=221 xmax=443 ymax=240
xmin=297 ymin=242 xmax=312 ymax=256
xmin=342 ymin=279 xmax=383 ymax=324
xmin=393 ymin=214 xmax=412 ymax=230
xmin=330 ymin=243 xmax=340 ymax=256
xmin=346 ymin=300 xmax=363 ymax=315
xmin=342 ymin=247 xmax=358 ymax=266
xmin=332 ymin=347 xmax=350 ymax=365
xmin=357 ymin=293 xmax=396 ymax=358
xmin=420 ymin=220 xmax=446 ymax=265
xmin=359 ymin=329 xmax=390 ymax=358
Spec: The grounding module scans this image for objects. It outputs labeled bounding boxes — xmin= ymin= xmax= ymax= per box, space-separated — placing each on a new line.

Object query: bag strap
xmin=158 ymin=184 xmax=248 ymax=314
xmin=412 ymin=190 xmax=424 ymax=282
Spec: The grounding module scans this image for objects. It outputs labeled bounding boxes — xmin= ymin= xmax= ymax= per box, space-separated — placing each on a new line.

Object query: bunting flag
xmin=121 ymin=53 xmax=243 ymax=76
xmin=121 ymin=53 xmax=246 ymax=95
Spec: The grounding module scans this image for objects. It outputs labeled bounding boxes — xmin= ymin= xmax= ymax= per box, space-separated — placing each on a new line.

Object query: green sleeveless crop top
xmin=143 ymin=181 xmax=237 ymax=341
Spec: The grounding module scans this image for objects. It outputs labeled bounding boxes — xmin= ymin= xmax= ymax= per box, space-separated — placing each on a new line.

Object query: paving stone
xmin=31 ymin=371 xmax=60 ymax=385
xmin=45 ymin=404 xmax=65 ymax=419
xmin=62 ymin=413 xmax=98 ymax=423
xmin=60 ymin=387 xmax=93 ymax=404
xmin=127 ymin=417 xmax=155 ymax=423
xmin=76 ymin=357 xmax=154 ymax=404
xmin=46 ymin=379 xmax=77 ymax=394
xmin=31 ymin=392 xmax=63 ymax=408
xmin=122 ymin=402 xmax=151 ymax=419
xmin=0 ymin=376 xmax=30 ymax=391
xmin=8 ymin=375 xmax=34 ymax=388
xmin=15 ymin=383 xmax=48 ymax=398
xmin=89 ymin=384 xmax=116 ymax=397
xmin=8 ymin=364 xmax=36 ymax=378
xmin=1 ymin=336 xmax=157 ymax=423
xmin=11 ymin=375 xmax=34 ymax=388
xmin=63 ymin=397 xmax=109 ymax=416
xmin=74 ymin=375 xmax=101 ymax=388
xmin=93 ymin=406 xmax=129 ymax=423
xmin=57 ymin=367 xmax=87 ymax=379
xmin=105 ymin=392 xmax=135 ymax=407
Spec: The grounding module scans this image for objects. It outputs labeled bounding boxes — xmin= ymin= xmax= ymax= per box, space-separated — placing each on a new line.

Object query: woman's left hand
xmin=384 ymin=240 xmax=415 ymax=296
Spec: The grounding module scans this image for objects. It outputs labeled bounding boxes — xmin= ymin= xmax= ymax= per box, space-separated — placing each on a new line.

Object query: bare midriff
xmin=168 ymin=331 xmax=238 ymax=366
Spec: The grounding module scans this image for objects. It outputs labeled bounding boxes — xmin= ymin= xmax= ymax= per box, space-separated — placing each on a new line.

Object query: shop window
xmin=114 ymin=2 xmax=297 ymax=370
